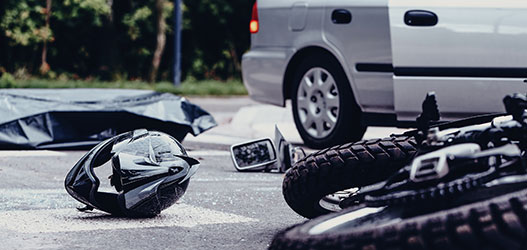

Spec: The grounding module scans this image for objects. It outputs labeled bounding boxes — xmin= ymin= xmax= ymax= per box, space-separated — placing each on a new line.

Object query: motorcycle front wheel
xmin=283 ymin=135 xmax=417 ymax=218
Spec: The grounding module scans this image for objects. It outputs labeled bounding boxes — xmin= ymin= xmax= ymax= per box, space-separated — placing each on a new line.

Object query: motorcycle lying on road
xmin=273 ymin=93 xmax=527 ymax=250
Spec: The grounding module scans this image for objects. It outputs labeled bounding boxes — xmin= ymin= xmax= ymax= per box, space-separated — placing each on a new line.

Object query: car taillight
xmin=250 ymin=2 xmax=259 ymax=33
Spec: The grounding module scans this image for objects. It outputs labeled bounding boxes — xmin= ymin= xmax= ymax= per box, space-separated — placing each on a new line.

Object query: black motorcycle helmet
xmin=65 ymin=129 xmax=199 ymax=217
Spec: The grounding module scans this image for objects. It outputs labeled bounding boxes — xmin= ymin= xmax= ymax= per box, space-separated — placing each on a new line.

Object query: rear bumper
xmin=241 ymin=47 xmax=294 ymax=106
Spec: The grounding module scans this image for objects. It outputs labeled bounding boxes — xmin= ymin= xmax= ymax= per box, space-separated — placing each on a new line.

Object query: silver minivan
xmin=242 ymin=0 xmax=527 ymax=148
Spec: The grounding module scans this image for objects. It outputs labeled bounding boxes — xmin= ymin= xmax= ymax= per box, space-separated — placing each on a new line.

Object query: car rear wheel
xmin=291 ymin=53 xmax=365 ymax=149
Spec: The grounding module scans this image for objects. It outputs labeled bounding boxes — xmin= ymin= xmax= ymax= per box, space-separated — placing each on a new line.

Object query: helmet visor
xmin=64 ymin=131 xmax=131 ymax=214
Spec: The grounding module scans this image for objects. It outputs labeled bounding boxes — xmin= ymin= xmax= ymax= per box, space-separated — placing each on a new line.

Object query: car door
xmin=390 ymin=0 xmax=527 ymax=121
xmin=323 ymin=0 xmax=393 ymax=114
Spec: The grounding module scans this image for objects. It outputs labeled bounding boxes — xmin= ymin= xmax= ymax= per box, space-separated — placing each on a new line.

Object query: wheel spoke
xmin=321 ymin=77 xmax=335 ymax=95
xmin=303 ymin=75 xmax=314 ymax=88
xmin=326 ymin=96 xmax=339 ymax=109
xmin=301 ymin=76 xmax=315 ymax=96
xmin=297 ymin=97 xmax=309 ymax=110
xmin=323 ymin=110 xmax=337 ymax=127
xmin=296 ymin=67 xmax=342 ymax=140
xmin=302 ymin=114 xmax=314 ymax=129
xmin=314 ymin=69 xmax=322 ymax=87
xmin=315 ymin=118 xmax=325 ymax=137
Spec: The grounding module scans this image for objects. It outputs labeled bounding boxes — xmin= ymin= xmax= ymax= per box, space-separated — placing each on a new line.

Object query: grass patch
xmin=0 ymin=76 xmax=248 ymax=96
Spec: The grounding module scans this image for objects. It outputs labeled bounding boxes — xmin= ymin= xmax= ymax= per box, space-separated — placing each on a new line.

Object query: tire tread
xmin=283 ymin=136 xmax=417 ymax=218
xmin=272 ymin=188 xmax=527 ymax=250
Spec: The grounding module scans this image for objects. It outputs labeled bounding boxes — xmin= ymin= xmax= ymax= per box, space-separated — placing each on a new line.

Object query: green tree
xmin=182 ymin=0 xmax=252 ymax=80
xmin=51 ymin=0 xmax=112 ymax=77
xmin=0 ymin=1 xmax=51 ymax=46
xmin=0 ymin=0 xmax=253 ymax=82
xmin=0 ymin=0 xmax=53 ymax=73
xmin=149 ymin=0 xmax=172 ymax=82
xmin=40 ymin=0 xmax=52 ymax=74
xmin=0 ymin=0 xmax=112 ymax=76
xmin=118 ymin=0 xmax=174 ymax=81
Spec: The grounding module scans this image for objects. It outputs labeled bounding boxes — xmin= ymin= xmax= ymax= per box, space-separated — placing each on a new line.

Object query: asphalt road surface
xmin=0 ymin=96 xmax=406 ymax=250
xmin=0 ymin=149 xmax=304 ymax=250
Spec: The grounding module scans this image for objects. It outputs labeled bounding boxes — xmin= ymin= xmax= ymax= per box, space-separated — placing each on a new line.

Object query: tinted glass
xmin=232 ymin=139 xmax=276 ymax=168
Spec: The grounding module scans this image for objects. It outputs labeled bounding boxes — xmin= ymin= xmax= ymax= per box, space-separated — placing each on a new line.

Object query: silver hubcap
xmin=296 ymin=67 xmax=340 ymax=139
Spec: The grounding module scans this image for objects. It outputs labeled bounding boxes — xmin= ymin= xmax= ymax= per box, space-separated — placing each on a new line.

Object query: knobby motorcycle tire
xmin=283 ymin=136 xmax=417 ymax=219
xmin=270 ymin=187 xmax=527 ymax=250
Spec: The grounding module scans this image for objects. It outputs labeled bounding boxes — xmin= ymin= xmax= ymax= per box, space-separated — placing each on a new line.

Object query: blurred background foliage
xmin=0 ymin=0 xmax=253 ymax=83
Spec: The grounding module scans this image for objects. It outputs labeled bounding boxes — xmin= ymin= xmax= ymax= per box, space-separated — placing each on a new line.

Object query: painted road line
xmin=0 ymin=149 xmax=232 ymax=158
xmin=0 ymin=150 xmax=67 ymax=157
xmin=0 ymin=189 xmax=76 ymax=211
xmin=0 ymin=204 xmax=259 ymax=233
xmin=184 ymin=134 xmax=249 ymax=145
xmin=0 ymin=149 xmax=231 ymax=158
xmin=187 ymin=150 xmax=231 ymax=157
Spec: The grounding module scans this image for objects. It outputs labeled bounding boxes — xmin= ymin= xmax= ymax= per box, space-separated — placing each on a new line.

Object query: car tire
xmin=291 ymin=53 xmax=365 ymax=149
xmin=282 ymin=135 xmax=417 ymax=218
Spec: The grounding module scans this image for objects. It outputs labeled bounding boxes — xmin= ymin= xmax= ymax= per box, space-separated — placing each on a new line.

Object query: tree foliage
xmin=1 ymin=1 xmax=52 ymax=46
xmin=0 ymin=0 xmax=253 ymax=81
xmin=182 ymin=0 xmax=251 ymax=80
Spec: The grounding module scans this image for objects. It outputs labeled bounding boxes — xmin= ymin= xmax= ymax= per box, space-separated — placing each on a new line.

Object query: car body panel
xmin=251 ymin=0 xmax=325 ymax=48
xmin=394 ymin=77 xmax=523 ymax=121
xmin=242 ymin=48 xmax=293 ymax=106
xmin=323 ymin=0 xmax=393 ymax=113
xmin=243 ymin=0 xmax=328 ymax=106
xmin=242 ymin=0 xmax=527 ymax=125
xmin=390 ymin=0 xmax=527 ymax=120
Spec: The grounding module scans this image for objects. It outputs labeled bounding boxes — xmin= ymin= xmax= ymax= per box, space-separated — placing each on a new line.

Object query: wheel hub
xmin=309 ymin=90 xmax=327 ymax=116
xmin=296 ymin=67 xmax=340 ymax=139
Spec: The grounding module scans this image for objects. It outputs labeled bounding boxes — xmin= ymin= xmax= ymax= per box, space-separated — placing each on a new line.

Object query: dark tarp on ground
xmin=0 ymin=89 xmax=217 ymax=149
